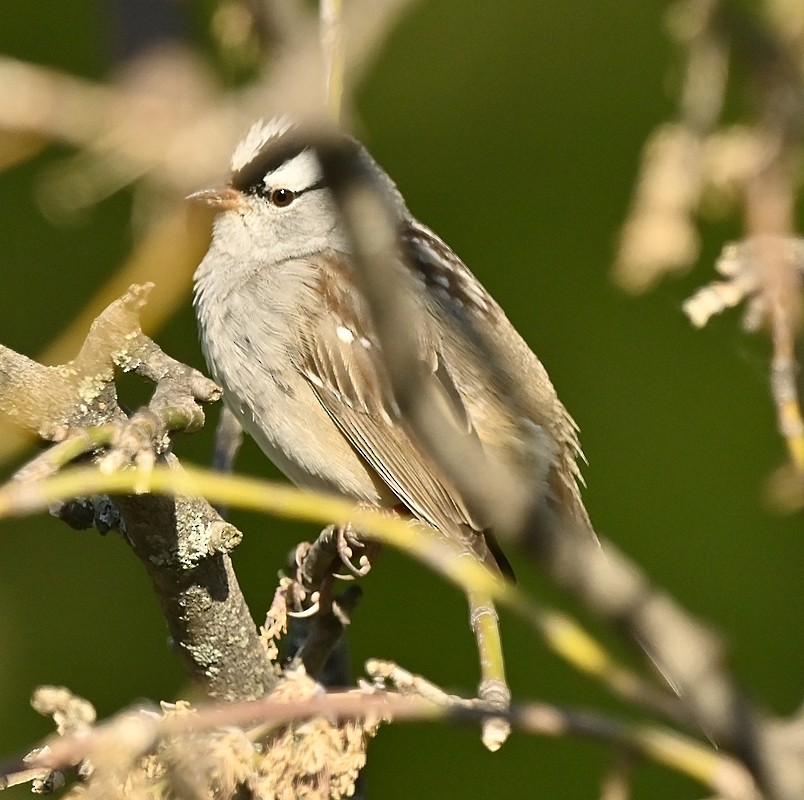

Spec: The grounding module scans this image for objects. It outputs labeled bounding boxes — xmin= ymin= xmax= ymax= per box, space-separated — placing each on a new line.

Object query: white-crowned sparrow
xmin=192 ymin=118 xmax=592 ymax=745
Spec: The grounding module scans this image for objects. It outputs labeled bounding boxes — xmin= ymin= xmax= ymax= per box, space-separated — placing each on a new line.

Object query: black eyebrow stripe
xmin=297 ymin=180 xmax=325 ymax=196
xmin=230 ymin=142 xmax=308 ymax=192
xmin=230 ymin=130 xmax=363 ymax=193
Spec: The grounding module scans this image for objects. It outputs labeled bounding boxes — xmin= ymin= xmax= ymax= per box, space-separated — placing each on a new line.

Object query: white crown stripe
xmin=264 ymin=150 xmax=323 ymax=193
xmin=230 ymin=116 xmax=296 ymax=172
xmin=230 ymin=116 xmax=323 ymax=194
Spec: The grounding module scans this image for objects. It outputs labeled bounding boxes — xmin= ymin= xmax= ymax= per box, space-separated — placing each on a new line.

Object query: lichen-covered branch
xmin=0 ymin=284 xmax=275 ymax=702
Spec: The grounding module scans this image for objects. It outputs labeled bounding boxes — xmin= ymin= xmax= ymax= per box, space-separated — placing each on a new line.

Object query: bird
xmin=192 ymin=117 xmax=592 ymax=749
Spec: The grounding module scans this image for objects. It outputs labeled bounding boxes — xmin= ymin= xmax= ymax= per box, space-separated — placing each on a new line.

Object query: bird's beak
xmin=186 ymin=185 xmax=246 ymax=211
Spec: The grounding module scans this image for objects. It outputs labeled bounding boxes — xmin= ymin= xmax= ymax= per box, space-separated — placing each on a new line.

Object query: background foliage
xmin=0 ymin=1 xmax=801 ymax=798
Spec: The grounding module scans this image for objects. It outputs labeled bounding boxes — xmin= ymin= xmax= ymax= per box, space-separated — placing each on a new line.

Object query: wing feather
xmin=292 ymin=252 xmax=489 ymax=556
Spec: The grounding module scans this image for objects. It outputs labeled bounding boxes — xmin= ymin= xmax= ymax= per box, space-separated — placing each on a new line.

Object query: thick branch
xmin=114 ymin=483 xmax=274 ymax=701
xmin=0 ymin=285 xmax=275 ymax=701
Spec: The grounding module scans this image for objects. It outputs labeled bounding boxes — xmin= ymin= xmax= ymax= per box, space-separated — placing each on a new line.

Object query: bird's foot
xmin=333 ymin=524 xmax=380 ymax=579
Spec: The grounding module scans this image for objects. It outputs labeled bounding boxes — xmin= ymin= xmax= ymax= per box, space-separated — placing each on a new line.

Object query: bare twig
xmin=743 ymin=163 xmax=804 ymax=471
xmin=614 ymin=0 xmax=729 ymax=291
xmin=321 ymin=0 xmax=345 ymax=121
xmin=619 ymin=0 xmax=804 ymax=484
xmin=0 ymin=674 xmax=761 ymax=800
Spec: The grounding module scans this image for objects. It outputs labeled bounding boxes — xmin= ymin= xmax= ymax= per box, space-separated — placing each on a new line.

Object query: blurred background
xmin=0 ymin=1 xmax=801 ymax=798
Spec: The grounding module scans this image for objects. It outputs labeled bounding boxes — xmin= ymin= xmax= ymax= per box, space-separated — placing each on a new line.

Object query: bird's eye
xmin=269 ymin=188 xmax=296 ymax=207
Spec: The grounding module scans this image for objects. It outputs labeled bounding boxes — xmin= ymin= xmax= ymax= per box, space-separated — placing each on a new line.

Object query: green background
xmin=0 ymin=2 xmax=801 ymax=798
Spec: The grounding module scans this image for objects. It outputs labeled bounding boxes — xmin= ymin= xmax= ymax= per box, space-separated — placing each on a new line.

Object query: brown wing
xmin=402 ymin=220 xmax=592 ymax=538
xmin=292 ymin=251 xmax=500 ymax=563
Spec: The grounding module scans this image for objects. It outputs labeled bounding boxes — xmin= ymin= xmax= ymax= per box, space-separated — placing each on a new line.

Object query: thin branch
xmin=0 ymin=460 xmax=685 ymax=724
xmin=321 ymin=0 xmax=345 ymax=121
xmin=619 ymin=0 xmax=804 ymax=483
xmin=1 ymin=678 xmax=760 ymax=800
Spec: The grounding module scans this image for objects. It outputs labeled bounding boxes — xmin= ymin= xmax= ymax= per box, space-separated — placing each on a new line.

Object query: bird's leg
xmin=210 ymin=406 xmax=244 ymax=518
xmin=281 ymin=544 xmax=364 ymax=683
xmin=468 ymin=591 xmax=511 ymax=751
xmin=293 ymin=530 xmax=340 ymax=595
xmin=212 ymin=405 xmax=244 ymax=473
xmin=331 ymin=501 xmax=389 ymax=579
xmin=293 ymin=520 xmax=381 ymax=592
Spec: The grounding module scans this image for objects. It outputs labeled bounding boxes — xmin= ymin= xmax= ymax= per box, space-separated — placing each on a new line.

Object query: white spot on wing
xmin=336 ymin=325 xmax=355 ymax=343
xmin=304 ymin=370 xmax=324 ymax=388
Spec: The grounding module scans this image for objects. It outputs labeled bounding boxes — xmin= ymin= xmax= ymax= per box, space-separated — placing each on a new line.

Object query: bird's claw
xmin=334 ymin=526 xmax=378 ymax=579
